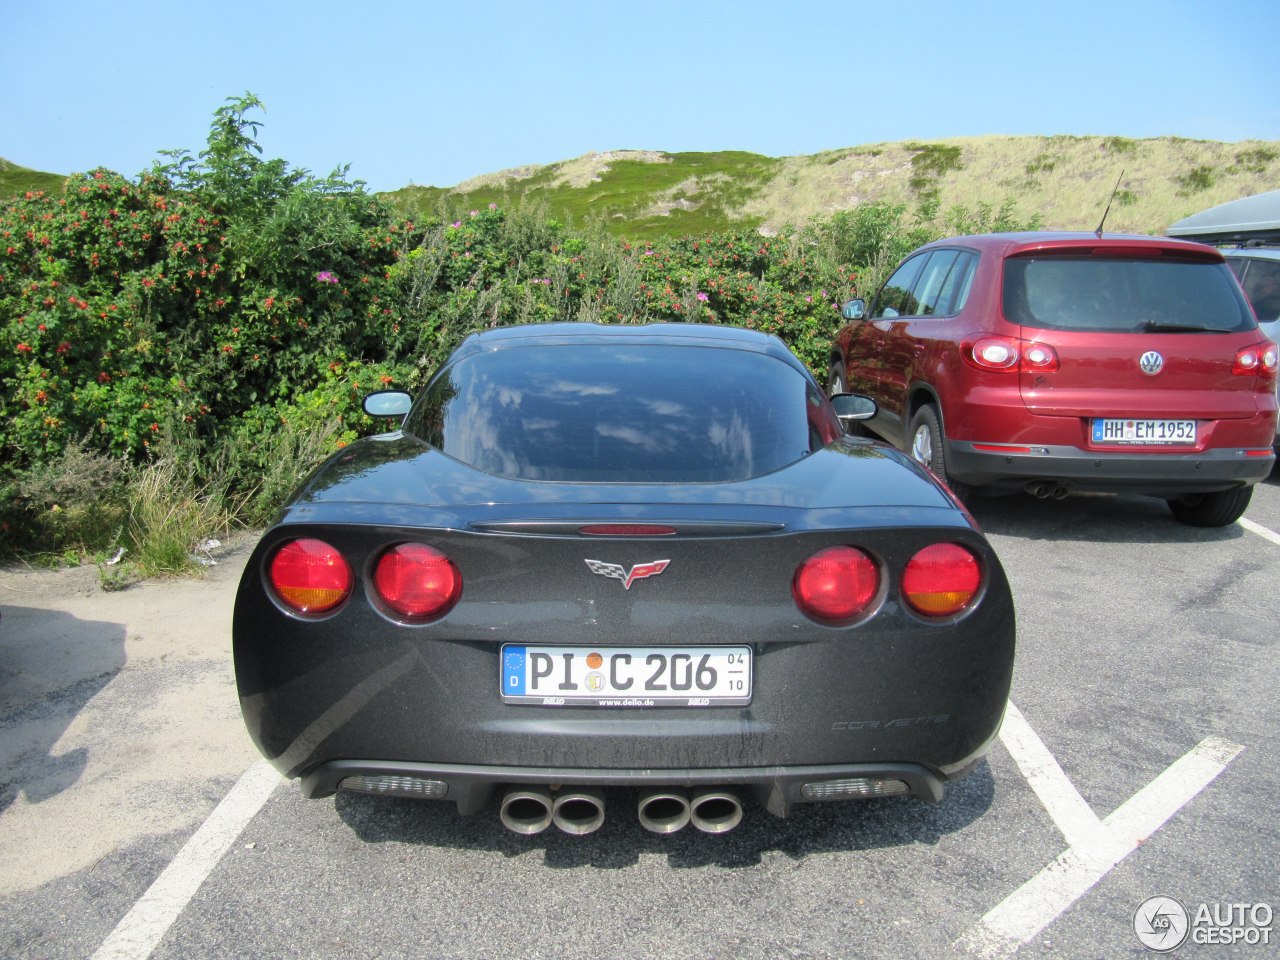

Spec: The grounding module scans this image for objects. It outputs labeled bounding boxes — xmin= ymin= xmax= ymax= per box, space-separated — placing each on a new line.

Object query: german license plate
xmin=1091 ymin=419 xmax=1196 ymax=445
xmin=500 ymin=645 xmax=752 ymax=707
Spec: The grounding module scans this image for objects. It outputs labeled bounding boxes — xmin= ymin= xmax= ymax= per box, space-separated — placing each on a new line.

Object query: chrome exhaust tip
xmin=500 ymin=786 xmax=554 ymax=835
xmin=637 ymin=788 xmax=691 ymax=834
xmin=690 ymin=789 xmax=743 ymax=834
xmin=552 ymin=788 xmax=605 ymax=835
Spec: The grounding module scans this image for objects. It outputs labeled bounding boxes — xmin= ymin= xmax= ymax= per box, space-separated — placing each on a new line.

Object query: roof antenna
xmin=1095 ymin=169 xmax=1125 ymax=238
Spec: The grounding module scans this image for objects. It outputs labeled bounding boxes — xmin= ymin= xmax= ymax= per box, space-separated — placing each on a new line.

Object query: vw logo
xmin=1139 ymin=351 xmax=1165 ymax=376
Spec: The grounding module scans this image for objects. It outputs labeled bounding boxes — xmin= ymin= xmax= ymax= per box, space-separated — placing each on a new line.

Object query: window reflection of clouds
xmin=548 ymin=380 xmax=619 ymax=397
xmin=707 ymin=411 xmax=754 ymax=478
xmin=597 ymin=423 xmax=677 ymax=454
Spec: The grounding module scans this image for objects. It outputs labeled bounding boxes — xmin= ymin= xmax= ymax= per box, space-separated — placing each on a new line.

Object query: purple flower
xmin=450 ymin=221 xmax=462 ymax=229
xmin=488 ymin=203 xmax=498 ymax=210
xmin=696 ymin=292 xmax=709 ymax=302
xmin=469 ymin=210 xmax=479 ymax=217
xmin=316 ymin=271 xmax=339 ymax=284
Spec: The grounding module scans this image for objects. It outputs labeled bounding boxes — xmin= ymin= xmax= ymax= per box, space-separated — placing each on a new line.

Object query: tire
xmin=828 ymin=361 xmax=869 ymax=436
xmin=1166 ymin=487 xmax=1252 ymax=527
xmin=907 ymin=405 xmax=970 ymax=500
xmin=827 ymin=361 xmax=847 ymax=396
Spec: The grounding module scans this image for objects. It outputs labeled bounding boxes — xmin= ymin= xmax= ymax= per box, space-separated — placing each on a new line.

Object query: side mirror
xmin=363 ymin=390 xmax=413 ymax=419
xmin=830 ymin=393 xmax=877 ymax=429
xmin=841 ymin=299 xmax=866 ymax=321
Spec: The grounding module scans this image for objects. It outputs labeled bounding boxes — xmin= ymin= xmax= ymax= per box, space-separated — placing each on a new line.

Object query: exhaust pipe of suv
xmin=638 ymin=788 xmax=692 ymax=834
xmin=552 ymin=788 xmax=606 ymax=835
xmin=1026 ymin=481 xmax=1069 ymax=500
xmin=689 ymin=789 xmax=744 ymax=834
xmin=499 ymin=786 xmax=554 ymax=834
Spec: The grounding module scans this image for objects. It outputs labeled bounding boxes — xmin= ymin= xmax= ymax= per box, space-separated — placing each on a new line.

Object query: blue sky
xmin=7 ymin=0 xmax=1280 ymax=193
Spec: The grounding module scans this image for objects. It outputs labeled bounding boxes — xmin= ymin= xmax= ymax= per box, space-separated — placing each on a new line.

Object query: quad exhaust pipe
xmin=689 ymin=789 xmax=744 ymax=834
xmin=638 ymin=788 xmax=692 ymax=834
xmin=552 ymin=788 xmax=605 ymax=835
xmin=635 ymin=787 xmax=744 ymax=834
xmin=501 ymin=786 xmax=743 ymax=835
xmin=499 ymin=786 xmax=555 ymax=835
xmin=499 ymin=786 xmax=606 ymax=835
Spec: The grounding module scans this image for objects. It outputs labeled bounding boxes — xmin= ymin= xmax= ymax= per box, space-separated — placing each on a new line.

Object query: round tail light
xmin=269 ymin=538 xmax=353 ymax=614
xmin=373 ymin=543 xmax=462 ymax=621
xmin=792 ymin=546 xmax=880 ymax=624
xmin=902 ymin=543 xmax=981 ymax=617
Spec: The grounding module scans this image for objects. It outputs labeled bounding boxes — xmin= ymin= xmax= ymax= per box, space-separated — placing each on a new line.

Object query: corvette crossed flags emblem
xmin=584 ymin=559 xmax=670 ymax=590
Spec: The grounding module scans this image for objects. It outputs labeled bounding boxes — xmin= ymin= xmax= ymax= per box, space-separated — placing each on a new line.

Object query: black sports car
xmin=233 ymin=323 xmax=1016 ymax=835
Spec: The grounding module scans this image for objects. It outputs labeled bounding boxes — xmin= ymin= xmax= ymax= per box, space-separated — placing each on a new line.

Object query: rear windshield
xmin=403 ymin=342 xmax=836 ymax=482
xmin=1002 ymin=256 xmax=1254 ymax=333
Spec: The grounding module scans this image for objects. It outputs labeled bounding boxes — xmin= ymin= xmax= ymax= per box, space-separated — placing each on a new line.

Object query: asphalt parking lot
xmin=2 ymin=470 xmax=1278 ymax=959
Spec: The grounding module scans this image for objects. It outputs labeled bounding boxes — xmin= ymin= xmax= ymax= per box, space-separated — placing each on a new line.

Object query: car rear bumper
xmin=299 ymin=755 xmax=989 ymax=816
xmin=947 ymin=440 xmax=1275 ymax=493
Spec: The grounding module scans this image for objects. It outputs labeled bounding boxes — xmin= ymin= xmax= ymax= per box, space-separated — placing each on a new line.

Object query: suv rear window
xmin=1002 ymin=256 xmax=1254 ymax=333
xmin=405 ymin=343 xmax=829 ymax=482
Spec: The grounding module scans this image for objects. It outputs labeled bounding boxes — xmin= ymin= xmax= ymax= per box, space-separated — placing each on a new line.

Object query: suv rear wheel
xmin=908 ymin=405 xmax=969 ymax=500
xmin=1165 ymin=487 xmax=1252 ymax=527
xmin=829 ymin=361 xmax=868 ymax=436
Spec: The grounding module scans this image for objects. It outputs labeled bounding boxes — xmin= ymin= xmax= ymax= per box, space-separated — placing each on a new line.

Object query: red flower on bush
xmin=16 ymin=343 xmax=32 ymax=353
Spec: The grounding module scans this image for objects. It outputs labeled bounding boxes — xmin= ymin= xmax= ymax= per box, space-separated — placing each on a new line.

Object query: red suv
xmin=829 ymin=233 xmax=1277 ymax=526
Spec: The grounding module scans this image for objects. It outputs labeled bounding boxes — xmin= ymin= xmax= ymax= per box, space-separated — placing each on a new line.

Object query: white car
xmin=1225 ymin=247 xmax=1280 ymax=449
xmin=1169 ymin=192 xmax=1280 ymax=451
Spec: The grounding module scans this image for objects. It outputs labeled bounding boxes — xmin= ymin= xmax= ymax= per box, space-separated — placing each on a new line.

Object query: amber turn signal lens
xmin=269 ymin=538 xmax=353 ymax=614
xmin=902 ymin=543 xmax=981 ymax=616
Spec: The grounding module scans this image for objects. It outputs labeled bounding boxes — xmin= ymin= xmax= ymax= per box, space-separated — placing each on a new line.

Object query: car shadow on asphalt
xmin=331 ymin=761 xmax=995 ymax=869
xmin=965 ymin=491 xmax=1249 ymax=545
xmin=0 ymin=606 xmax=125 ymax=814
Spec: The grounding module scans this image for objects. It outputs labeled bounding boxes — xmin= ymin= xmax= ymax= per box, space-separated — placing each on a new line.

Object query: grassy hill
xmin=382 ymin=135 xmax=1280 ymax=239
xmin=0 ymin=157 xmax=66 ymax=197
xmin=8 ymin=136 xmax=1280 ymax=240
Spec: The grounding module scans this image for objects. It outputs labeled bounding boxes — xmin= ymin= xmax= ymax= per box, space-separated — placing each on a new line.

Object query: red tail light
xmin=1235 ymin=341 xmax=1277 ymax=378
xmin=269 ymin=539 xmax=353 ymax=614
xmin=792 ymin=546 xmax=880 ymax=624
xmin=373 ymin=543 xmax=462 ymax=621
xmin=902 ymin=544 xmax=981 ymax=617
xmin=964 ymin=337 xmax=1059 ymax=373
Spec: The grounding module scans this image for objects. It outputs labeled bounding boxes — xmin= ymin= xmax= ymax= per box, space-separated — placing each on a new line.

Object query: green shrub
xmin=1176 ymin=165 xmax=1217 ymax=193
xmin=0 ymin=94 xmax=1046 ymax=564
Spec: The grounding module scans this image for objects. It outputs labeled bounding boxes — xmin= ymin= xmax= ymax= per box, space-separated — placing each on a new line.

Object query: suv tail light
xmin=373 ymin=543 xmax=462 ymax=621
xmin=902 ymin=544 xmax=981 ymax=617
xmin=792 ymin=546 xmax=880 ymax=624
xmin=964 ymin=337 xmax=1059 ymax=373
xmin=1234 ymin=341 xmax=1278 ymax=378
xmin=269 ymin=539 xmax=353 ymax=614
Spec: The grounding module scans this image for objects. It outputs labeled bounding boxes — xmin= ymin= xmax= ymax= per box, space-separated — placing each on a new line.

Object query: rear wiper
xmin=1136 ymin=320 xmax=1221 ymax=333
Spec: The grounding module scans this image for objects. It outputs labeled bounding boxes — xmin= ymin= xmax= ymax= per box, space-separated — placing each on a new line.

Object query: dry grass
xmin=739 ymin=135 xmax=1280 ymax=235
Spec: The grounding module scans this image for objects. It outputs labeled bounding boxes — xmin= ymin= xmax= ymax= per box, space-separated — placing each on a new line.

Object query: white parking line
xmin=959 ymin=734 xmax=1242 ymax=957
xmin=997 ymin=701 xmax=1101 ymax=849
xmin=1240 ymin=516 xmax=1280 ymax=547
xmin=91 ymin=761 xmax=281 ymax=960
